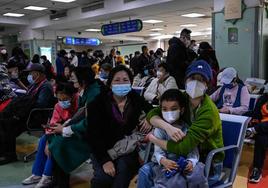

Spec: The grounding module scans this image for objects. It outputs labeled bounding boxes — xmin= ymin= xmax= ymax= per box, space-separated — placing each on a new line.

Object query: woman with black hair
xmin=86 ymin=65 xmax=153 ymax=188
xmin=48 ymin=66 xmax=102 ymax=187
xmin=197 ymin=42 xmax=220 ymax=89
xmin=11 ymin=46 xmax=29 ymax=70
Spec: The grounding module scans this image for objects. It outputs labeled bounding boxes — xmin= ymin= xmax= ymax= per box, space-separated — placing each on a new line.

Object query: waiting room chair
xmin=249 ymin=94 xmax=260 ymax=111
xmin=132 ymin=87 xmax=145 ymax=96
xmin=204 ymin=113 xmax=251 ymax=188
xmin=23 ymin=108 xmax=54 ymax=162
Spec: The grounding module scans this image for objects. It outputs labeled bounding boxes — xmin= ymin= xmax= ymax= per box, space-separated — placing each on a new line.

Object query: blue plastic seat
xmin=205 ymin=113 xmax=251 ymax=188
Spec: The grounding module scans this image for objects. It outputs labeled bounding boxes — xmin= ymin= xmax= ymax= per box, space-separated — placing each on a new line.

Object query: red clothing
xmin=46 ymin=94 xmax=79 ymax=134
xmin=0 ymin=98 xmax=12 ymax=112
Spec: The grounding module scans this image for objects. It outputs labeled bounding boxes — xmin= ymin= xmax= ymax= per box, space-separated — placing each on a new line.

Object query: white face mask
xmin=162 ymin=110 xmax=180 ymax=124
xmin=157 ymin=71 xmax=163 ymax=78
xmin=186 ymin=80 xmax=207 ymax=99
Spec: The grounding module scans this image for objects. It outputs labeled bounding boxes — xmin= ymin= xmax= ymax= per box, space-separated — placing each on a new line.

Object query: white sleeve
xmin=144 ymin=78 xmax=158 ymax=101
xmin=62 ymin=126 xmax=74 ymax=137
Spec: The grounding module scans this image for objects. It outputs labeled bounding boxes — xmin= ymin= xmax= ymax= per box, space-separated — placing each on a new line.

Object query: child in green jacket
xmin=146 ymin=60 xmax=224 ymax=186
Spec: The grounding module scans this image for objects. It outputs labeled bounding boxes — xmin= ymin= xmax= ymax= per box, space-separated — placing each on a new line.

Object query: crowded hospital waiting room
xmin=1 ymin=0 xmax=268 ymax=187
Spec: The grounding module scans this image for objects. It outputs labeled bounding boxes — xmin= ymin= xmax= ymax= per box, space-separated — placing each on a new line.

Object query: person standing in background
xmin=166 ymin=28 xmax=192 ymax=89
xmin=56 ymin=50 xmax=68 ymax=77
xmin=69 ymin=50 xmax=78 ymax=67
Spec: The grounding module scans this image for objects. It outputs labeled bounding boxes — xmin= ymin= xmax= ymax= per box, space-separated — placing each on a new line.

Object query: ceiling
xmin=0 ymin=0 xmax=213 ymax=42
xmin=0 ymin=0 xmax=92 ymax=19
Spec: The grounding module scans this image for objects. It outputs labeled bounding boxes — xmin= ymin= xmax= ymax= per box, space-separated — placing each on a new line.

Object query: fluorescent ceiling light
xmin=24 ymin=6 xmax=47 ymax=11
xmin=191 ymin=31 xmax=211 ymax=37
xmin=143 ymin=20 xmax=163 ymax=24
xmin=3 ymin=13 xmax=25 ymax=17
xmin=152 ymin=34 xmax=174 ymax=40
xmin=85 ymin=29 xmax=101 ymax=32
xmin=181 ymin=13 xmax=205 ymax=18
xmin=53 ymin=18 xmax=60 ymax=21
xmin=180 ymin=24 xmax=197 ymax=27
xmin=150 ymin=28 xmax=163 ymax=31
xmin=149 ymin=33 xmax=161 ymax=36
xmin=51 ymin=0 xmax=76 ymax=3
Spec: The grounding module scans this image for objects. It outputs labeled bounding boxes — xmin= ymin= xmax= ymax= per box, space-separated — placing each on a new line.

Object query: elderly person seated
xmin=0 ymin=63 xmax=54 ymax=165
xmin=210 ymin=67 xmax=250 ymax=115
xmin=144 ymin=63 xmax=178 ymax=105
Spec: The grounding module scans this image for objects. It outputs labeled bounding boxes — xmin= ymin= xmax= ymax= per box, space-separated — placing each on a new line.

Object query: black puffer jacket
xmin=166 ymin=37 xmax=188 ymax=89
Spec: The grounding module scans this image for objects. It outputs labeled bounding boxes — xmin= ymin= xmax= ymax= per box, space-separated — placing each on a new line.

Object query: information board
xmin=63 ymin=37 xmax=101 ymax=46
xmin=101 ymin=19 xmax=143 ymax=36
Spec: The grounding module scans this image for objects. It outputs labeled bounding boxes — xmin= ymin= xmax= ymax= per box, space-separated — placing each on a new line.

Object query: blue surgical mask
xmin=224 ymin=83 xmax=235 ymax=89
xmin=112 ymin=84 xmax=131 ymax=97
xmin=144 ymin=69 xmax=149 ymax=76
xmin=100 ymin=72 xmax=109 ymax=79
xmin=59 ymin=100 xmax=71 ymax=109
xmin=27 ymin=74 xmax=35 ymax=84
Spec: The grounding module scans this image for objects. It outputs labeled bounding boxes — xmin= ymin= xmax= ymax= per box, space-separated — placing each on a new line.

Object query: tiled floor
xmin=0 ymin=134 xmax=264 ymax=188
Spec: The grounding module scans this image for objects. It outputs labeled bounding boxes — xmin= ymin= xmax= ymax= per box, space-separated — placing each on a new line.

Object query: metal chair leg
xmin=23 ymin=150 xmax=37 ymax=162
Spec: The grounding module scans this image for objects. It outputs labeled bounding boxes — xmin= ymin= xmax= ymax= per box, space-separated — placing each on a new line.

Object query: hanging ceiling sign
xmin=101 ymin=19 xmax=143 ymax=36
xmin=63 ymin=37 xmax=101 ymax=46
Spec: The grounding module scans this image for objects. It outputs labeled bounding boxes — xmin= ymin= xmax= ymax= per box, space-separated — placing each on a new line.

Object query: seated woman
xmin=138 ymin=89 xmax=207 ymax=188
xmin=86 ymin=65 xmax=153 ymax=188
xmin=22 ymin=82 xmax=78 ymax=187
xmin=145 ymin=60 xmax=224 ymax=186
xmin=144 ymin=63 xmax=178 ymax=104
xmin=133 ymin=64 xmax=155 ymax=88
xmin=97 ymin=63 xmax=113 ymax=84
xmin=210 ymin=67 xmax=250 ymax=115
xmin=47 ymin=66 xmax=103 ymax=187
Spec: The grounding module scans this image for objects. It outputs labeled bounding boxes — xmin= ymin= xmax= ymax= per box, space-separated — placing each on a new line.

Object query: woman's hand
xmin=165 ymin=125 xmax=185 ymax=142
xmin=103 ymin=161 xmax=116 ymax=177
xmin=44 ymin=142 xmax=50 ymax=157
xmin=139 ymin=119 xmax=152 ymax=133
xmin=219 ymin=106 xmax=230 ymax=114
xmin=160 ymin=158 xmax=178 ymax=172
xmin=51 ymin=123 xmax=64 ymax=134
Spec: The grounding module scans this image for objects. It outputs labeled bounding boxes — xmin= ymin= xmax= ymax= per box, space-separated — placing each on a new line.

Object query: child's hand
xmin=51 ymin=123 xmax=64 ymax=134
xmin=184 ymin=161 xmax=193 ymax=173
xmin=160 ymin=158 xmax=178 ymax=172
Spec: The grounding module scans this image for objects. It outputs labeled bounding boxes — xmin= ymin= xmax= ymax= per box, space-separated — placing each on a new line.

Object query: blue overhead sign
xmin=101 ymin=19 xmax=143 ymax=36
xmin=64 ymin=37 xmax=101 ymax=46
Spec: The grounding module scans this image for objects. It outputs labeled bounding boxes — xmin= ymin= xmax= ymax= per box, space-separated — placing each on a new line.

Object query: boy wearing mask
xmin=138 ymin=89 xmax=207 ymax=188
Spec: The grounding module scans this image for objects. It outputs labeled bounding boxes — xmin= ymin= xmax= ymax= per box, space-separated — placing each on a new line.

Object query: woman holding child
xmin=138 ymin=60 xmax=224 ymax=187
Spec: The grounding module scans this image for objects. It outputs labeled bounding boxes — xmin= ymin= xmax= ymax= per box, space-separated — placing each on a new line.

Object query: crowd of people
xmin=0 ymin=27 xmax=266 ymax=187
